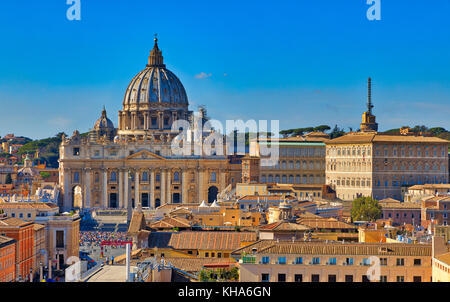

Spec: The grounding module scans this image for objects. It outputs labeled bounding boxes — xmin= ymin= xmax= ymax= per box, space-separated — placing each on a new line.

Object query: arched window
xmin=210 ymin=172 xmax=216 ymax=182
xmin=289 ymin=161 xmax=294 ymax=169
xmin=173 ymin=172 xmax=180 ymax=182
xmin=110 ymin=171 xmax=117 ymax=182
xmin=73 ymin=172 xmax=80 ymax=183
xmin=142 ymin=172 xmax=148 ymax=182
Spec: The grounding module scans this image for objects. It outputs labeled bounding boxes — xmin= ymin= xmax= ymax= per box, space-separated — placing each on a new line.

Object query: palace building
xmin=325 ymin=78 xmax=449 ymax=201
xmin=59 ymin=38 xmax=241 ymax=211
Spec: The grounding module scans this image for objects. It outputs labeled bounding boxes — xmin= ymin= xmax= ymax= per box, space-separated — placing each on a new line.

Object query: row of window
xmin=4 ymin=212 xmax=32 ymax=219
xmin=279 ymin=147 xmax=325 ymax=157
xmin=261 ymin=273 xmax=422 ymax=282
xmin=261 ymin=174 xmax=323 ymax=185
xmin=264 ymin=160 xmax=324 ymax=171
xmin=381 ymin=212 xmax=421 ymax=220
xmin=328 ymin=147 xmax=371 ymax=157
xmin=249 ymin=256 xmax=421 ymax=266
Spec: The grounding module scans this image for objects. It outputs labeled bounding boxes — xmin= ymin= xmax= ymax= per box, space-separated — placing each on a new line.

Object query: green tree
xmin=313 ymin=125 xmax=331 ymax=133
xmin=330 ymin=125 xmax=346 ymax=139
xmin=351 ymin=196 xmax=382 ymax=222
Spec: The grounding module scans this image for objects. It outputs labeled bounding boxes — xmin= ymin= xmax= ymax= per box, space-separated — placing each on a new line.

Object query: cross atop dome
xmin=148 ymin=34 xmax=165 ymax=67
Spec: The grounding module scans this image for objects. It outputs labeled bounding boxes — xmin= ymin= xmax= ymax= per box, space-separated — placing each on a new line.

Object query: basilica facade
xmin=59 ymin=38 xmax=241 ymax=211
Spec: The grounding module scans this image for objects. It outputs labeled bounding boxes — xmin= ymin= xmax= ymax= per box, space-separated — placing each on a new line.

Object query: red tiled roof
xmin=148 ymin=217 xmax=191 ymax=229
xmin=297 ymin=218 xmax=356 ymax=230
xmin=148 ymin=231 xmax=257 ymax=251
xmin=0 ymin=217 xmax=32 ymax=227
xmin=232 ymin=240 xmax=432 ymax=256
xmin=259 ymin=221 xmax=311 ymax=232
xmin=0 ymin=202 xmax=58 ymax=210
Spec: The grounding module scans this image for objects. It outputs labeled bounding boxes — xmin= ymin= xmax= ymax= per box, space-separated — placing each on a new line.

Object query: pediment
xmin=126 ymin=149 xmax=166 ymax=160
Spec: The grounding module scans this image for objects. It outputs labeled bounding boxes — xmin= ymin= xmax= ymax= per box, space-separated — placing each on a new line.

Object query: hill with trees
xmin=16 ymin=132 xmax=67 ymax=168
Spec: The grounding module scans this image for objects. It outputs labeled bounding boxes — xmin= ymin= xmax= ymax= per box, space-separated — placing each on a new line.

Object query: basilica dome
xmin=118 ymin=37 xmax=192 ymax=135
xmin=94 ymin=107 xmax=114 ymax=130
xmin=122 ymin=38 xmax=188 ymax=109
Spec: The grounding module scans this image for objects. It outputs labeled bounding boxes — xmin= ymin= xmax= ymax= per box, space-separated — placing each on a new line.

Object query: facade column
xmin=124 ymin=170 xmax=129 ymax=210
xmin=135 ymin=170 xmax=140 ymax=209
xmin=166 ymin=170 xmax=172 ymax=204
xmin=220 ymin=170 xmax=226 ymax=192
xmin=103 ymin=169 xmax=108 ymax=209
xmin=182 ymin=169 xmax=188 ymax=204
xmin=63 ymin=168 xmax=70 ymax=211
xmin=84 ymin=168 xmax=91 ymax=208
xmin=158 ymin=112 xmax=163 ymax=129
xmin=150 ymin=170 xmax=155 ymax=208
xmin=198 ymin=168 xmax=205 ymax=203
xmin=161 ymin=169 xmax=166 ymax=204
xmin=119 ymin=170 xmax=124 ymax=209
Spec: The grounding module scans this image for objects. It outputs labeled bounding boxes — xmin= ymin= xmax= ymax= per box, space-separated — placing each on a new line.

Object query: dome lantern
xmin=147 ymin=34 xmax=165 ymax=68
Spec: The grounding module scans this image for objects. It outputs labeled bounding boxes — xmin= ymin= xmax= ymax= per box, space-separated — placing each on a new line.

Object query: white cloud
xmin=195 ymin=72 xmax=212 ymax=79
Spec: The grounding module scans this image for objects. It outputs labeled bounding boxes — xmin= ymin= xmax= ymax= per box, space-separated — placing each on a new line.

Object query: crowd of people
xmin=79 ymin=231 xmax=130 ymax=247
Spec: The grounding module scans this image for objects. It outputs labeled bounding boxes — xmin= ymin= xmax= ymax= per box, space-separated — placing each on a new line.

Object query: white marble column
xmin=119 ymin=170 xmax=124 ymax=209
xmin=84 ymin=169 xmax=91 ymax=208
xmin=166 ymin=170 xmax=172 ymax=204
xmin=198 ymin=169 xmax=204 ymax=203
xmin=124 ymin=170 xmax=129 ymax=209
xmin=182 ymin=169 xmax=188 ymax=204
xmin=150 ymin=170 xmax=155 ymax=208
xmin=103 ymin=169 xmax=108 ymax=209
xmin=134 ymin=170 xmax=140 ymax=209
xmin=161 ymin=169 xmax=166 ymax=204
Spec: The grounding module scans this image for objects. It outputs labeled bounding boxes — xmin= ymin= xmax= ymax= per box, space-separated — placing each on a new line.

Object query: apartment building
xmin=233 ymin=240 xmax=432 ymax=282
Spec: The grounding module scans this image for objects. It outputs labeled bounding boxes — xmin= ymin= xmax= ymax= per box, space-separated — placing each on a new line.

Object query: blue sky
xmin=0 ymin=0 xmax=449 ymax=139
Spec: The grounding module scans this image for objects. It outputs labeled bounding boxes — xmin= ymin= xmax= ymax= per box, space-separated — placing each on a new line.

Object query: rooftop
xmin=259 ymin=221 xmax=311 ymax=232
xmin=0 ymin=217 xmax=33 ymax=227
xmin=435 ymin=252 xmax=450 ymax=266
xmin=327 ymin=132 xmax=449 ymax=145
xmin=408 ymin=184 xmax=450 ymax=190
xmin=0 ymin=202 xmax=58 ymax=210
xmin=232 ymin=240 xmax=431 ymax=256
xmin=0 ymin=235 xmax=15 ymax=248
xmin=296 ymin=218 xmax=357 ymax=230
xmin=148 ymin=231 xmax=257 ymax=251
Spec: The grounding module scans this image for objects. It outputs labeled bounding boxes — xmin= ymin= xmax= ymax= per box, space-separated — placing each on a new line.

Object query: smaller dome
xmin=94 ymin=107 xmax=114 ymax=130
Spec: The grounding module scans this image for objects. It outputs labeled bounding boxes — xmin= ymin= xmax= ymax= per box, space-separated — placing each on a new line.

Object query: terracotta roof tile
xmin=296 ymin=218 xmax=357 ymax=230
xmin=148 ymin=231 xmax=257 ymax=251
xmin=435 ymin=252 xmax=450 ymax=266
xmin=232 ymin=240 xmax=431 ymax=256
xmin=0 ymin=202 xmax=58 ymax=210
xmin=259 ymin=221 xmax=311 ymax=232
xmin=0 ymin=217 xmax=32 ymax=227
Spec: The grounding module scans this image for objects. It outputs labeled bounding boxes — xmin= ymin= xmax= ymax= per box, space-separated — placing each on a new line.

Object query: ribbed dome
xmin=94 ymin=107 xmax=114 ymax=130
xmin=122 ymin=38 xmax=188 ymax=108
